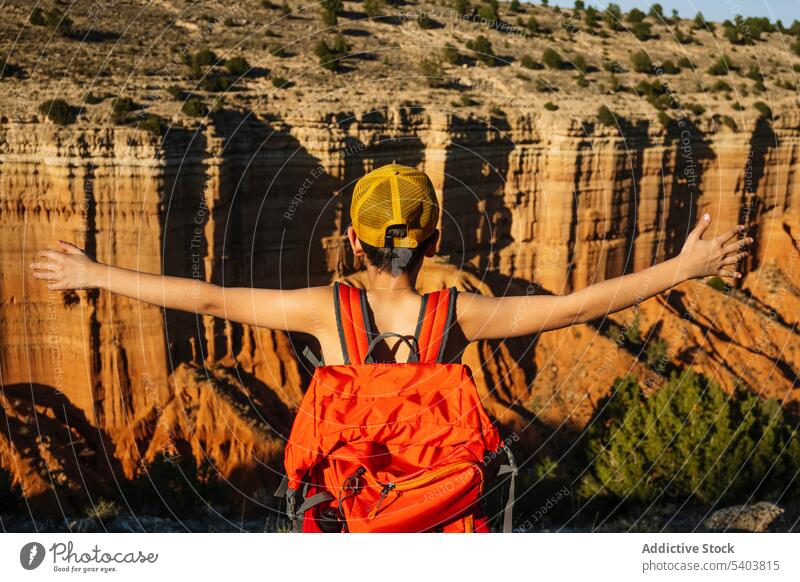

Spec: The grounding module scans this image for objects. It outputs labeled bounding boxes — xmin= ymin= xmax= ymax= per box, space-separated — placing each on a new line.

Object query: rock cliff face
xmin=2 ymin=108 xmax=799 ymax=513
xmin=2 ymin=0 xmax=800 ymax=515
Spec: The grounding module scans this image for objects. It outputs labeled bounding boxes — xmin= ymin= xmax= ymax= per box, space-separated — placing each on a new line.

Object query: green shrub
xmin=85 ymin=498 xmax=121 ymax=521
xmin=742 ymin=63 xmax=764 ymax=81
xmin=584 ymin=6 xmax=600 ymax=29
xmin=630 ymin=50 xmax=652 ymax=73
xmin=320 ymin=0 xmax=343 ymax=26
xmin=677 ymin=56 xmax=692 ymax=68
xmin=712 ymin=79 xmax=732 ymax=92
xmin=544 ymin=101 xmax=558 ymax=111
xmin=631 ymin=21 xmax=653 ymax=41
xmin=363 ymin=0 xmax=383 ymax=18
xmin=477 ymin=0 xmax=500 ymax=22
xmin=454 ymin=0 xmax=471 ymax=17
xmin=706 ymin=276 xmax=728 ymax=291
xmin=188 ymin=48 xmax=218 ymax=68
xmin=578 ymin=370 xmax=800 ymax=508
xmin=0 ymin=59 xmax=25 ymax=79
xmin=603 ymin=3 xmax=624 ymax=31
xmin=38 ymin=98 xmax=74 ymax=125
xmin=271 ymin=75 xmax=291 ymax=88
xmin=111 ymin=97 xmax=136 ymax=124
xmin=138 ymin=114 xmax=166 ymax=136
xmin=166 ymin=85 xmax=186 ymax=100
xmin=535 ymin=78 xmax=556 ymax=93
xmin=520 ymin=55 xmax=542 ymax=70
xmin=224 ymin=56 xmax=250 ymax=76
xmin=608 ymin=73 xmax=623 ymax=92
xmin=708 ymin=55 xmax=735 ymax=75
xmin=572 ymin=54 xmax=588 ymax=74
xmin=418 ymin=13 xmax=438 ymax=30
xmin=658 ymin=59 xmax=680 ymax=74
xmin=644 ymin=337 xmax=668 ymax=367
xmin=84 ymin=92 xmax=106 ymax=105
xmin=181 ymin=97 xmax=207 ymax=117
xmin=419 ymin=59 xmax=444 ymax=87
xmin=525 ymin=15 xmax=541 ymax=35
xmin=753 ymin=101 xmax=772 ymax=118
xmin=686 ymin=103 xmax=705 ymax=115
xmin=542 ymin=48 xmax=562 ymax=69
xmin=314 ymin=34 xmax=349 ymax=72
xmin=626 ymin=8 xmax=646 ymax=23
xmin=597 ymin=105 xmax=617 ymax=126
xmin=636 ymin=79 xmax=672 ymax=111
xmin=31 ymin=7 xmax=73 ymax=35
xmin=675 ymin=28 xmax=694 ymax=45
xmin=199 ymin=74 xmax=234 ymax=92
xmin=442 ymin=43 xmax=461 ymax=65
xmin=466 ymin=35 xmax=496 ymax=66
xmin=693 ymin=12 xmax=709 ymax=30
xmin=715 ymin=114 xmax=738 ymax=130
xmin=270 ymin=44 xmax=289 ymax=58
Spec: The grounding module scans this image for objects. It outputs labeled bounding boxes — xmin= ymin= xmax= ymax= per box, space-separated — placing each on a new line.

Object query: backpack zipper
xmin=366 ymin=461 xmax=480 ymax=518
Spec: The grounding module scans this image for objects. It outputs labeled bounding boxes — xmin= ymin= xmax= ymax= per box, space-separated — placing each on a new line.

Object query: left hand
xmin=678 ymin=214 xmax=753 ymax=280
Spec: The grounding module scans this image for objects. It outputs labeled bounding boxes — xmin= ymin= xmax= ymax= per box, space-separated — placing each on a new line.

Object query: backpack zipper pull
xmin=368 ymin=482 xmax=396 ymax=518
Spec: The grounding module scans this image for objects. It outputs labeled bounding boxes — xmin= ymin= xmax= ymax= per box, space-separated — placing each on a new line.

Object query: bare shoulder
xmin=454 ymin=291 xmax=498 ymax=341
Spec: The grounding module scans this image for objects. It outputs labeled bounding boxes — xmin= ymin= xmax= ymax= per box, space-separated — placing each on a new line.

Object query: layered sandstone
xmin=1 ymin=0 xmax=799 ymax=514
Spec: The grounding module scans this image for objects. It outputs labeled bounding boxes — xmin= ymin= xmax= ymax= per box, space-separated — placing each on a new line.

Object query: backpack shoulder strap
xmin=333 ymin=282 xmax=374 ymax=365
xmin=414 ymin=287 xmax=458 ymax=364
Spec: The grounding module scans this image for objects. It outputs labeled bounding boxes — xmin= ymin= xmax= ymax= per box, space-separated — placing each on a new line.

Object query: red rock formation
xmin=1 ymin=108 xmax=798 ymax=513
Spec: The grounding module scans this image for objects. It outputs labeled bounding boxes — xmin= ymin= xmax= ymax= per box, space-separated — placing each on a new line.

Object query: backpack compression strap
xmin=333 ymin=282 xmax=374 ymax=365
xmin=415 ymin=287 xmax=458 ymax=364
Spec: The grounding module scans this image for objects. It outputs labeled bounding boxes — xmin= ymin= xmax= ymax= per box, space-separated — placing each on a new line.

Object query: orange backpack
xmin=278 ymin=282 xmax=517 ymax=533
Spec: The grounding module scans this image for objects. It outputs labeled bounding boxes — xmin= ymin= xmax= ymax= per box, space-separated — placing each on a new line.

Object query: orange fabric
xmin=417 ymin=289 xmax=450 ymax=363
xmin=285 ymin=362 xmax=500 ymax=532
xmin=347 ymin=287 xmax=369 ymax=363
xmin=337 ymin=286 xmax=358 ymax=363
xmin=336 ymin=284 xmax=372 ymax=364
xmin=286 ymin=284 xmax=498 ymax=533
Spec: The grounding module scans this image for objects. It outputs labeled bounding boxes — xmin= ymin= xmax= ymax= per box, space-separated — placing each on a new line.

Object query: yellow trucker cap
xmin=350 ymin=164 xmax=439 ymax=249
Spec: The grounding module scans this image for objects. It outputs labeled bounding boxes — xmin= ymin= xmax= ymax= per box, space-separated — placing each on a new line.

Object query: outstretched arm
xmin=458 ymin=215 xmax=753 ymax=341
xmin=29 ymin=241 xmax=324 ymax=333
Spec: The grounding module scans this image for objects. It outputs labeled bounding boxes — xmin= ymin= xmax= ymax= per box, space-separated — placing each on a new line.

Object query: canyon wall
xmin=1 ymin=107 xmax=799 ymax=514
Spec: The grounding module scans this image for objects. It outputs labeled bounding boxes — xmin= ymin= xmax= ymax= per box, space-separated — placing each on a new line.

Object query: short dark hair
xmin=360 ymin=226 xmax=430 ymax=274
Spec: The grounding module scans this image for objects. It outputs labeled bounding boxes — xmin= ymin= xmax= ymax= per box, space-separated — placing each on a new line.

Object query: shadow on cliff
xmin=439 ymin=113 xmax=516 ymax=271
xmin=741 ymin=115 xmax=777 ymax=271
xmin=663 ymin=117 xmax=717 ymax=257
xmin=1 ymin=383 xmax=128 ymax=519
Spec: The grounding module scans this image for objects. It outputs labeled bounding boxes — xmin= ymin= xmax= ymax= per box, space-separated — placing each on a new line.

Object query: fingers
xmin=721 ymin=252 xmax=747 ymax=266
xmin=30 ymin=261 xmax=62 ymax=271
xmin=687 ymin=213 xmax=711 ymax=242
xmin=58 ymin=240 xmax=84 ymax=255
xmin=32 ymin=270 xmax=62 ymax=281
xmin=36 ymin=250 xmax=66 ymax=262
xmin=718 ymin=269 xmax=742 ymax=279
xmin=722 ymin=237 xmax=753 ymax=254
xmin=715 ymin=224 xmax=745 ymax=245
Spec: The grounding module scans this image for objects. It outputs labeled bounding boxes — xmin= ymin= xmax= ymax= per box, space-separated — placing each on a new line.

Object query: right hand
xmin=30 ymin=241 xmax=100 ymax=290
xmin=678 ymin=214 xmax=753 ymax=280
